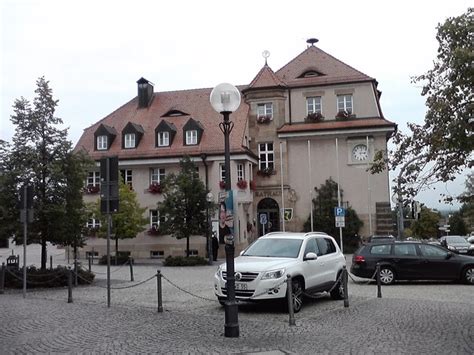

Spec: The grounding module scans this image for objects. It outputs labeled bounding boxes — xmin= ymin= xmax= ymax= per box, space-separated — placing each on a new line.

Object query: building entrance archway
xmin=257 ymin=198 xmax=280 ymax=237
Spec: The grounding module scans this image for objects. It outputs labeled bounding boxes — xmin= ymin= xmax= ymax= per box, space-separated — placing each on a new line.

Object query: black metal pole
xmin=376 ymin=263 xmax=382 ymax=298
xmin=286 ymin=274 xmax=296 ymax=326
xmin=129 ymin=256 xmax=134 ymax=282
xmin=157 ymin=270 xmax=163 ymax=313
xmin=220 ymin=111 xmax=239 ymax=338
xmin=0 ymin=262 xmax=5 ymax=294
xmin=67 ymin=267 xmax=73 ymax=303
xmin=50 ymin=255 xmax=53 ymax=270
xmin=343 ymin=266 xmax=349 ymax=307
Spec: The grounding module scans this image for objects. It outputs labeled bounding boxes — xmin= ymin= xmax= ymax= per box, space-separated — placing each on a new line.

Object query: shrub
xmin=99 ymin=254 xmax=133 ymax=265
xmin=163 ymin=255 xmax=208 ymax=266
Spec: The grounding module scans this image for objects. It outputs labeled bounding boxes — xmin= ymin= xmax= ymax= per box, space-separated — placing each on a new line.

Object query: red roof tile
xmin=247 ymin=64 xmax=286 ymax=89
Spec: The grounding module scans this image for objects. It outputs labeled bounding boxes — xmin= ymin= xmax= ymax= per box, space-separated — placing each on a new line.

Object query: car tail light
xmin=354 ymin=255 xmax=365 ymax=264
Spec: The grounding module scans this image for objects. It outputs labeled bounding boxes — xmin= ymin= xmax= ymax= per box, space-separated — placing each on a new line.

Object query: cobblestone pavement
xmin=1 ymin=245 xmax=473 ymax=354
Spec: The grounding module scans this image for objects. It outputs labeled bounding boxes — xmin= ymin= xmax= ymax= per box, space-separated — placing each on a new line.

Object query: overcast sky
xmin=1 ymin=0 xmax=471 ymax=210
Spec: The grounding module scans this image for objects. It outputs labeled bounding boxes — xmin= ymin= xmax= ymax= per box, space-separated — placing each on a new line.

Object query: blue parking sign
xmin=334 ymin=207 xmax=346 ymax=217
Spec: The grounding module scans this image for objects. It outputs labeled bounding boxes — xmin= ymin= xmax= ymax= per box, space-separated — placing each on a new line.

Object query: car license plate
xmin=225 ymin=282 xmax=248 ymax=291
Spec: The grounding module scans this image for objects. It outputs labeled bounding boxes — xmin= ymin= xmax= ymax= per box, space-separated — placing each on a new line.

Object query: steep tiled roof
xmin=276 ymin=45 xmax=374 ymax=87
xmin=277 ymin=118 xmax=396 ymax=135
xmin=246 ymin=64 xmax=286 ymax=90
xmin=74 ymin=87 xmax=250 ymax=160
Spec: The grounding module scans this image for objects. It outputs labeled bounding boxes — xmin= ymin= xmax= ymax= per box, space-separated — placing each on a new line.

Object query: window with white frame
xmin=150 ymin=168 xmax=166 ymax=184
xmin=150 ymin=210 xmax=159 ymax=229
xmin=306 ymin=96 xmax=322 ymax=114
xmin=150 ymin=250 xmax=164 ymax=258
xmin=124 ymin=133 xmax=136 ymax=148
xmin=86 ymin=171 xmax=100 ymax=187
xmin=87 ymin=218 xmax=101 ymax=229
xmin=237 ymin=163 xmax=245 ymax=181
xmin=157 ymin=131 xmax=169 ymax=147
xmin=185 ymin=130 xmax=198 ymax=145
xmin=337 ymin=94 xmax=353 ymax=114
xmin=219 ymin=164 xmax=226 ymax=182
xmin=120 ymin=169 xmax=133 ymax=187
xmin=97 ymin=135 xmax=108 ymax=150
xmin=257 ymin=103 xmax=273 ymax=118
xmin=258 ymin=142 xmax=274 ymax=170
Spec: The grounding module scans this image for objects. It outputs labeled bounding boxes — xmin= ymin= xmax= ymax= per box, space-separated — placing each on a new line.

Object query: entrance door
xmin=257 ymin=198 xmax=280 ymax=237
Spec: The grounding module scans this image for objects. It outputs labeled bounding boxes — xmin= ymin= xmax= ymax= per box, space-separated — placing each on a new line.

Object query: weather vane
xmin=262 ymin=50 xmax=270 ymax=65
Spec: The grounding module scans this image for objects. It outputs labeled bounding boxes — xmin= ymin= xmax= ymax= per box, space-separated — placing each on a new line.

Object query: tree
xmin=410 ymin=207 xmax=441 ymax=239
xmin=448 ymin=212 xmax=467 ymax=236
xmin=303 ymin=178 xmax=363 ymax=252
xmin=94 ymin=181 xmax=148 ymax=259
xmin=158 ymin=156 xmax=210 ymax=257
xmin=2 ymin=77 xmax=89 ymax=269
xmin=372 ymin=8 xmax=473 ymax=203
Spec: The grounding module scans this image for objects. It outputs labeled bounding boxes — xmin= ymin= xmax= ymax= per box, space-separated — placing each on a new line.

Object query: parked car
xmin=439 ymin=235 xmax=474 ymax=255
xmin=214 ymin=232 xmax=346 ymax=312
xmin=351 ymin=241 xmax=474 ymax=285
xmin=468 ymin=235 xmax=474 ymax=244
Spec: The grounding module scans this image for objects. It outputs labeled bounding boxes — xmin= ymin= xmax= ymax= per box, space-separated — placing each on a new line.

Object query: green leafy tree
xmin=411 ymin=207 xmax=441 ymax=239
xmin=303 ymin=178 xmax=363 ymax=252
xmin=449 ymin=212 xmax=467 ymax=236
xmin=3 ymin=77 xmax=89 ymax=269
xmin=158 ymin=156 xmax=210 ymax=257
xmin=371 ymin=8 xmax=473 ymax=203
xmin=94 ymin=181 xmax=148 ymax=259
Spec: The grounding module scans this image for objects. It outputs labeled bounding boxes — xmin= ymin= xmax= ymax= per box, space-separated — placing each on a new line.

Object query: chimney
xmin=137 ymin=77 xmax=154 ymax=108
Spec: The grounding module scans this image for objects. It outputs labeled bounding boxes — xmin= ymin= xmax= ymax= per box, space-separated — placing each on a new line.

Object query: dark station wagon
xmin=351 ymin=241 xmax=474 ymax=285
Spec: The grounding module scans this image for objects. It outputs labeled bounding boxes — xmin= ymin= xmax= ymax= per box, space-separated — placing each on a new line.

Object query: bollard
xmin=67 ymin=267 xmax=73 ymax=303
xmin=376 ymin=263 xmax=382 ymax=298
xmin=88 ymin=255 xmax=92 ymax=273
xmin=50 ymin=255 xmax=53 ymax=270
xmin=129 ymin=256 xmax=134 ymax=282
xmin=0 ymin=263 xmax=5 ymax=295
xmin=157 ymin=270 xmax=163 ymax=313
xmin=286 ymin=274 xmax=296 ymax=326
xmin=343 ymin=266 xmax=349 ymax=308
xmin=74 ymin=260 xmax=78 ymax=287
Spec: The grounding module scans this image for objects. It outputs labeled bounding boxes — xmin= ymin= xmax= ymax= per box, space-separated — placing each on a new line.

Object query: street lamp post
xmin=210 ymin=82 xmax=241 ymax=338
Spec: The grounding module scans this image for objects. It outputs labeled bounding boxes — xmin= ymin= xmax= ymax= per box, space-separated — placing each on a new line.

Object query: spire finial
xmin=306 ymin=38 xmax=319 ymax=47
xmin=262 ymin=50 xmax=270 ymax=65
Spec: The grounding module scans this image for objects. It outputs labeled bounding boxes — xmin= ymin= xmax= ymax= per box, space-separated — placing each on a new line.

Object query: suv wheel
xmin=462 ymin=266 xmax=474 ymax=284
xmin=330 ymin=273 xmax=344 ymax=300
xmin=379 ymin=266 xmax=395 ymax=285
xmin=289 ymin=278 xmax=304 ymax=313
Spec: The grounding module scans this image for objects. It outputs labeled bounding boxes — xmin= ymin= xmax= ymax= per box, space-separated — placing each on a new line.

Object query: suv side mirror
xmin=304 ymin=252 xmax=318 ymax=261
xmin=446 ymin=252 xmax=453 ymax=259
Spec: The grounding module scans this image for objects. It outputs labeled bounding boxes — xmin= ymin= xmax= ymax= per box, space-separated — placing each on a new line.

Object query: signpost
xmin=334 ymin=207 xmax=345 ymax=252
xmin=259 ymin=213 xmax=267 ymax=235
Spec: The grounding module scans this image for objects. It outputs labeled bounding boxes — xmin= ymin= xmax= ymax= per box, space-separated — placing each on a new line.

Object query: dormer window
xmin=158 ymin=131 xmax=169 ymax=147
xmin=97 ymin=135 xmax=108 ymax=150
xmin=257 ymin=103 xmax=273 ymax=119
xmin=182 ymin=118 xmax=204 ymax=146
xmin=124 ymin=133 xmax=136 ymax=149
xmin=186 ymin=130 xmax=198 ymax=145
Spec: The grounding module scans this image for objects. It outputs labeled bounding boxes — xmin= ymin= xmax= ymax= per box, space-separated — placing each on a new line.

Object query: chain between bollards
xmin=129 ymin=256 xmax=134 ymax=282
xmin=286 ymin=274 xmax=296 ymax=326
xmin=67 ymin=267 xmax=73 ymax=303
xmin=343 ymin=266 xmax=349 ymax=308
xmin=376 ymin=263 xmax=382 ymax=298
xmin=157 ymin=269 xmax=163 ymax=313
xmin=0 ymin=262 xmax=5 ymax=294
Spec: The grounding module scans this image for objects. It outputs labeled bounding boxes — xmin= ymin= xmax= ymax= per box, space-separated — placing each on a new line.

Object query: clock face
xmin=352 ymin=144 xmax=368 ymax=161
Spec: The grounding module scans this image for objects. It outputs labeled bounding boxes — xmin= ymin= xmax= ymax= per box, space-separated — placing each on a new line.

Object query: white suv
xmin=214 ymin=232 xmax=346 ymax=312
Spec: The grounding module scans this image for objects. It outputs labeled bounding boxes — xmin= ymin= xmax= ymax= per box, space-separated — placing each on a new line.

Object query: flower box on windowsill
xmin=305 ymin=112 xmax=324 ymax=123
xmin=147 ymin=227 xmax=160 ymax=236
xmin=256 ymin=115 xmax=272 ymax=124
xmin=236 ymin=180 xmax=248 ymax=189
xmin=148 ymin=183 xmax=162 ymax=194
xmin=84 ymin=185 xmax=100 ymax=194
xmin=257 ymin=168 xmax=275 ymax=177
xmin=219 ymin=181 xmax=226 ymax=189
xmin=335 ymin=110 xmax=355 ymax=120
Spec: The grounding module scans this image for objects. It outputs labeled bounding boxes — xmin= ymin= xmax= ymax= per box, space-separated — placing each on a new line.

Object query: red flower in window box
xmin=147 ymin=226 xmax=160 ymax=235
xmin=236 ymin=180 xmax=248 ymax=189
xmin=335 ymin=110 xmax=351 ymax=120
xmin=257 ymin=168 xmax=274 ymax=177
xmin=250 ymin=180 xmax=256 ymax=191
xmin=256 ymin=115 xmax=272 ymax=124
xmin=219 ymin=181 xmax=226 ymax=189
xmin=148 ymin=182 xmax=162 ymax=194
xmin=305 ymin=112 xmax=324 ymax=122
xmin=85 ymin=185 xmax=100 ymax=194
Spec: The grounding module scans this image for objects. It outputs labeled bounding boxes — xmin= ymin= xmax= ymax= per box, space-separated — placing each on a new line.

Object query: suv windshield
xmin=446 ymin=236 xmax=468 ymax=243
xmin=243 ymin=238 xmax=303 ymax=258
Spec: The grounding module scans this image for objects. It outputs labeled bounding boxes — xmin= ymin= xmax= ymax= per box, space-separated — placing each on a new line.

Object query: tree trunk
xmin=41 ymin=238 xmax=47 ymax=270
xmin=115 ymin=237 xmax=118 ymax=265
